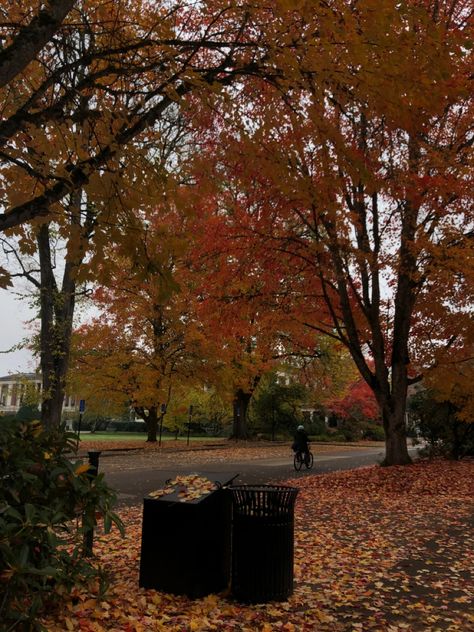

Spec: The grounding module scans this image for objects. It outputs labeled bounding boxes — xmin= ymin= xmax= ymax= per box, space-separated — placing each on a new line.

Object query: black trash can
xmin=139 ymin=474 xmax=235 ymax=598
xmin=230 ymin=485 xmax=299 ymax=603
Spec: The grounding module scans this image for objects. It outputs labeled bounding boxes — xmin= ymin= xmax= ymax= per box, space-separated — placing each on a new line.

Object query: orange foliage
xmin=327 ymin=378 xmax=380 ymax=422
xmin=72 ymin=210 xmax=208 ymax=416
xmin=183 ymin=0 xmax=474 ymax=463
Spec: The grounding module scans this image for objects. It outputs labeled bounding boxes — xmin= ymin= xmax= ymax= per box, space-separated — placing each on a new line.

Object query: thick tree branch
xmin=0 ymin=58 xmax=261 ymax=232
xmin=0 ymin=0 xmax=75 ymax=88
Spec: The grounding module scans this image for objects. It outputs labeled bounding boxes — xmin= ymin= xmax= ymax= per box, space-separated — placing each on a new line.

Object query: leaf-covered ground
xmin=40 ymin=459 xmax=473 ymax=631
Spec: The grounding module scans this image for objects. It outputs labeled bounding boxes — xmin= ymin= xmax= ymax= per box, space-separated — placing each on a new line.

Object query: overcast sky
xmin=0 ymin=287 xmax=36 ymax=377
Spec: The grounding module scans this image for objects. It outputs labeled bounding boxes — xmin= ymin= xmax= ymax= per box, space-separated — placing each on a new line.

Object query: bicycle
xmin=293 ymin=447 xmax=314 ymax=471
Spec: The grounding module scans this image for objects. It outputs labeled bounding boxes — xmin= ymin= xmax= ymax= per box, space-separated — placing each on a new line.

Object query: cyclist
xmin=292 ymin=424 xmax=310 ymax=464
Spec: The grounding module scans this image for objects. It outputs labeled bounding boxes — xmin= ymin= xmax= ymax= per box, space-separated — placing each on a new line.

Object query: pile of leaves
xmin=77 ymin=439 xmax=227 ymax=454
xmin=148 ymin=475 xmax=217 ymax=502
xmin=38 ymin=459 xmax=473 ymax=631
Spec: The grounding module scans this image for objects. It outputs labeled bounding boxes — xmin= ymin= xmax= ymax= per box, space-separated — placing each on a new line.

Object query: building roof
xmin=0 ymin=373 xmax=41 ymax=382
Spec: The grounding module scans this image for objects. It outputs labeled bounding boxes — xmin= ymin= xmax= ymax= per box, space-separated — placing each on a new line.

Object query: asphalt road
xmin=103 ymin=445 xmax=423 ymax=506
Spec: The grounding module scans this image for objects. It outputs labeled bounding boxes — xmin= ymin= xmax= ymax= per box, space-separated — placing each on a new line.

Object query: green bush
xmin=361 ymin=422 xmax=385 ymax=441
xmin=15 ymin=404 xmax=41 ymax=422
xmin=338 ymin=423 xmax=362 ymax=442
xmin=409 ymin=390 xmax=474 ymax=459
xmin=311 ymin=433 xmax=347 ymax=442
xmin=0 ymin=419 xmax=123 ymax=630
xmin=108 ymin=421 xmax=147 ymax=433
xmin=249 ymin=373 xmax=307 ymax=437
xmin=72 ymin=417 xmax=113 ymax=432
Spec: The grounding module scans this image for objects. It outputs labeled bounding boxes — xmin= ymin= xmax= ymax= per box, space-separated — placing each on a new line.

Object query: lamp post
xmin=83 ymin=450 xmax=101 ymax=556
xmin=272 ymin=398 xmax=276 ymax=442
xmin=158 ymin=403 xmax=167 ymax=447
xmin=77 ymin=399 xmax=86 ymax=450
xmin=187 ymin=404 xmax=193 ymax=446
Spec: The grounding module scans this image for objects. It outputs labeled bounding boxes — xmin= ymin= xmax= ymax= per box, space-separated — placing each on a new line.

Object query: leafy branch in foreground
xmin=0 ymin=419 xmax=124 ymax=631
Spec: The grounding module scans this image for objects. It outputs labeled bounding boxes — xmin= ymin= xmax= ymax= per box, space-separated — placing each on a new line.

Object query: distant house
xmin=0 ymin=373 xmax=41 ymax=413
xmin=0 ymin=373 xmax=79 ymax=417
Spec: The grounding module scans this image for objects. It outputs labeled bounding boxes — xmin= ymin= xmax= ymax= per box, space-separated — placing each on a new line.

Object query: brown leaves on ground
xmin=40 ymin=459 xmax=473 ymax=631
xmin=77 ymin=438 xmax=229 ymax=453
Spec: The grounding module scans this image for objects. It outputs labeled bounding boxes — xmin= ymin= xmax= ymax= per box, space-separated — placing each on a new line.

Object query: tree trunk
xmin=38 ymin=223 xmax=75 ymax=432
xmin=144 ymin=406 xmax=159 ymax=442
xmin=381 ymin=402 xmax=412 ymax=466
xmin=373 ymin=355 xmax=412 ymax=466
xmin=37 ymin=191 xmax=93 ymax=432
xmin=450 ymin=416 xmax=471 ymax=461
xmin=232 ymin=389 xmax=251 ymax=439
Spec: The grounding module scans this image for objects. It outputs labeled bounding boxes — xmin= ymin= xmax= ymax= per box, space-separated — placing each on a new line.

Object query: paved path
xmin=102 ymin=445 xmax=422 ymax=506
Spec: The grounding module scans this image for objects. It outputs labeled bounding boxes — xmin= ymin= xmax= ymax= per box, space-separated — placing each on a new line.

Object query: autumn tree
xmin=185 ymin=0 xmax=474 ymax=465
xmin=71 ymin=209 xmax=211 ymax=442
xmin=0 ymin=95 xmax=192 ymax=430
xmin=0 ymin=0 xmax=283 ymax=233
xmin=0 ymin=0 xmax=294 ymax=430
xmin=325 ymin=377 xmax=382 ymax=440
xmin=249 ymin=372 xmax=307 ymax=439
xmin=187 ymin=180 xmax=329 ymax=439
xmin=3 ymin=1 xmax=472 ymax=455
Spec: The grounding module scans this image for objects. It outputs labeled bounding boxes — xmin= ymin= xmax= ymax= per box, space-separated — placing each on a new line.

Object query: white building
xmin=0 ymin=373 xmax=79 ymax=415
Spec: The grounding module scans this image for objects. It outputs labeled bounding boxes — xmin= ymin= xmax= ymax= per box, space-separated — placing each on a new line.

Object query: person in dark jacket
xmin=292 ymin=424 xmax=310 ymax=461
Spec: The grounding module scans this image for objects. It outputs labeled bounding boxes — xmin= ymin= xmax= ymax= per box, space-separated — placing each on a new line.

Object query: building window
xmin=1 ymin=384 xmax=8 ymax=406
xmin=11 ymin=384 xmax=17 ymax=407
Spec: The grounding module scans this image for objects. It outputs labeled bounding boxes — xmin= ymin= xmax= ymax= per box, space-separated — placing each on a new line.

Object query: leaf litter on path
xmin=79 ymin=441 xmax=367 ymax=473
xmin=40 ymin=459 xmax=473 ymax=631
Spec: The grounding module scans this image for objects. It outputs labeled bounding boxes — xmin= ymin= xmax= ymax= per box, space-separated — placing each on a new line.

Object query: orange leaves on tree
xmin=327 ymin=377 xmax=380 ymax=422
xmin=71 ymin=207 xmax=236 ymax=439
xmin=182 ymin=0 xmax=474 ymax=465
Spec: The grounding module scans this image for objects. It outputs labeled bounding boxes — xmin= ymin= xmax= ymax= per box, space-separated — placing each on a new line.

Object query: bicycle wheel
xmin=304 ymin=451 xmax=314 ymax=469
xmin=293 ymin=453 xmax=303 ymax=471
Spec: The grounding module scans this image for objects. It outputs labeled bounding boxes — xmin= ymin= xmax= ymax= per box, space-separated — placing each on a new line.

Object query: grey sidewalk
xmin=101 ymin=444 xmax=422 ymax=506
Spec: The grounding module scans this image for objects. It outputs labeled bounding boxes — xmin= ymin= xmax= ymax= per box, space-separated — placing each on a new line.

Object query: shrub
xmin=409 ymin=391 xmax=474 ymax=460
xmin=361 ymin=422 xmax=386 ymax=441
xmin=338 ymin=423 xmax=362 ymax=442
xmin=15 ymin=403 xmax=41 ymax=422
xmin=311 ymin=433 xmax=347 ymax=442
xmin=72 ymin=417 xmax=114 ymax=432
xmin=108 ymin=421 xmax=147 ymax=433
xmin=0 ymin=419 xmax=123 ymax=630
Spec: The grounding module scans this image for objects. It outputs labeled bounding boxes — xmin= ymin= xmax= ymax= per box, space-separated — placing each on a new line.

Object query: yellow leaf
xmin=65 ymin=618 xmax=74 ymax=631
xmin=74 ymin=463 xmax=90 ymax=476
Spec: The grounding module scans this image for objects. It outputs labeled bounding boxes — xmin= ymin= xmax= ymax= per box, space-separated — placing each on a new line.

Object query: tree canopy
xmin=1 ymin=0 xmax=472 ymax=465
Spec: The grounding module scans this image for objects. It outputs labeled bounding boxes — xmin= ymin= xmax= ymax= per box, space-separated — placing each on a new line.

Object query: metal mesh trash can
xmin=231 ymin=485 xmax=299 ymax=603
